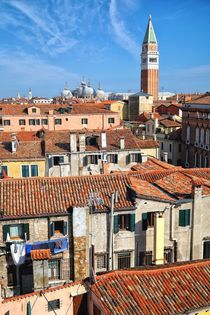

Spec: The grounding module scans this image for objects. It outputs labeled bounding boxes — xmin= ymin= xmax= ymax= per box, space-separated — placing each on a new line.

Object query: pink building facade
xmin=0 ymin=103 xmax=120 ymax=132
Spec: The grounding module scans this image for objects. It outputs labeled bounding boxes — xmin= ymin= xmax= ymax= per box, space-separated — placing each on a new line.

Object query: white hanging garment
xmin=10 ymin=243 xmax=26 ymax=266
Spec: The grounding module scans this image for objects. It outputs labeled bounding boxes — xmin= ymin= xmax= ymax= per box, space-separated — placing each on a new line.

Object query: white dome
xmin=96 ymin=88 xmax=105 ymax=99
xmin=62 ymin=86 xmax=72 ymax=99
xmin=82 ymin=82 xmax=94 ymax=98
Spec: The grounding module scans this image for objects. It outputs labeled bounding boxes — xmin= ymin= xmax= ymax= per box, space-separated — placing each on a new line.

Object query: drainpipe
xmin=68 ymin=209 xmax=74 ymax=281
xmin=169 ymin=205 xmax=177 ymax=262
xmin=108 ymin=193 xmax=115 ymax=271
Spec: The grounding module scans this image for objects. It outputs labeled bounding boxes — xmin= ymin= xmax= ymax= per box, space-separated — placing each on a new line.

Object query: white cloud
xmin=109 ymin=0 xmax=139 ymax=58
xmin=0 ymin=51 xmax=80 ymax=97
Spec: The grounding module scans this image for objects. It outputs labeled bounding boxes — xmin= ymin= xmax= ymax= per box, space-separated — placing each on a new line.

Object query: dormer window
xmin=86 ymin=136 xmax=98 ymax=146
xmin=32 ymin=108 xmax=36 ymax=113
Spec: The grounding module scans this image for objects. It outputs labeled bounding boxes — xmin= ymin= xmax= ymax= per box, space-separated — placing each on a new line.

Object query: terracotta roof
xmin=44 ymin=128 xmax=153 ymax=153
xmin=91 ymin=260 xmax=210 ymax=315
xmin=167 ymin=128 xmax=182 ymax=141
xmin=31 ymin=249 xmax=51 ymax=260
xmin=0 ymin=132 xmax=44 ymax=160
xmin=136 ymin=112 xmax=162 ymax=123
xmin=131 ymin=158 xmax=176 ymax=171
xmin=185 ymin=92 xmax=210 ymax=105
xmin=159 ymin=118 xmax=181 ymax=128
xmin=1 ymin=167 xmax=210 ymax=219
xmin=0 ymin=103 xmax=117 ymax=116
xmin=0 ymin=173 xmax=134 ymax=218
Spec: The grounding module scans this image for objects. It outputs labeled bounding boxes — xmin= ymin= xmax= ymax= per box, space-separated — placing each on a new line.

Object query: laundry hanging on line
xmin=10 ymin=243 xmax=26 ymax=266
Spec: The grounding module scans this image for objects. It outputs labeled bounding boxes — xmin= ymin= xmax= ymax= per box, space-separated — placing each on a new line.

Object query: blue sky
xmin=0 ymin=0 xmax=209 ymax=98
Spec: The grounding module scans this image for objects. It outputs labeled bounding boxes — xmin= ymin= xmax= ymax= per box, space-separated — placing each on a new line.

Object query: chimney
xmin=120 ymin=137 xmax=125 ymax=150
xmin=11 ymin=133 xmax=18 ymax=153
xmin=163 ymin=151 xmax=168 ymax=163
xmin=154 ymin=118 xmax=158 ymax=128
xmin=153 ymin=134 xmax=157 ymax=141
xmin=154 ymin=212 xmax=164 ymax=265
xmin=101 ymin=131 xmax=107 ymax=149
xmin=70 ymin=132 xmax=77 ymax=152
xmin=79 ymin=132 xmax=86 ymax=152
xmin=142 ymin=130 xmax=145 ymax=140
xmin=141 ymin=153 xmax=148 ymax=163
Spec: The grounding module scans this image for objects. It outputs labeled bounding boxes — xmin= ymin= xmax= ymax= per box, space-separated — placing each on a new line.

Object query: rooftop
xmin=1 ymin=166 xmax=210 ymax=218
xmin=91 ymin=259 xmax=210 ymax=315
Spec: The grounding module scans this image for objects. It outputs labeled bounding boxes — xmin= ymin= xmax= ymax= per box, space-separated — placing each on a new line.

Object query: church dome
xmin=62 ymin=84 xmax=72 ymax=99
xmin=96 ymin=88 xmax=105 ymax=99
xmin=82 ymin=82 xmax=94 ymax=98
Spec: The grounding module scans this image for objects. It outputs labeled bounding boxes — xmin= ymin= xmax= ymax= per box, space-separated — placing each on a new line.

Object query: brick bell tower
xmin=141 ymin=15 xmax=159 ymax=100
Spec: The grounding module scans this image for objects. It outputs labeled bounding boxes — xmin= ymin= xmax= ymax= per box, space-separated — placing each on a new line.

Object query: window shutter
xmin=49 ymin=157 xmax=53 ymax=169
xmin=31 ymin=165 xmax=38 ymax=177
xmin=126 ymin=154 xmax=130 ymax=165
xmin=3 ymin=225 xmax=10 ymax=241
xmin=22 ymin=165 xmax=29 ymax=177
xmin=114 ymin=215 xmax=119 ymax=234
xmin=63 ymin=221 xmax=68 ymax=235
xmin=142 ymin=213 xmax=148 ymax=230
xmin=130 ymin=214 xmax=135 ymax=232
xmin=137 ymin=153 xmax=142 ymax=163
xmin=179 ymin=210 xmax=185 ymax=226
xmin=83 ymin=156 xmax=88 ymax=166
xmin=50 ymin=222 xmax=55 ymax=237
xmin=23 ymin=223 xmax=30 ymax=240
xmin=185 ymin=209 xmax=190 ymax=226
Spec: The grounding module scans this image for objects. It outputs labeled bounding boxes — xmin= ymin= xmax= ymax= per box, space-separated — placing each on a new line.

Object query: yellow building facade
xmin=1 ymin=159 xmax=45 ymax=178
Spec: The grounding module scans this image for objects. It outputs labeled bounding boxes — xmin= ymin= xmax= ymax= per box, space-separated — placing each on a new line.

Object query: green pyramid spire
xmin=143 ymin=15 xmax=157 ymax=44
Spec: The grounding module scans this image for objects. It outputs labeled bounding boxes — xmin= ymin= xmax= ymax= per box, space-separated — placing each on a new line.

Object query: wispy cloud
xmin=0 ymin=50 xmax=80 ymax=97
xmin=109 ymin=0 xmax=139 ymax=58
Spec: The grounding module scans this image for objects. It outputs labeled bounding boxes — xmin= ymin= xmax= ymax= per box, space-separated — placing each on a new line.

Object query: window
xmin=53 ymin=156 xmax=64 ymax=166
xmin=203 ymin=241 xmax=210 ymax=259
xmin=32 ymin=108 xmax=36 ymax=113
xmin=3 ymin=120 xmax=10 ymax=126
xmin=3 ymin=223 xmax=30 ymax=241
xmin=179 ymin=209 xmax=190 ymax=227
xmin=41 ymin=119 xmax=48 ymax=125
xmin=118 ymin=252 xmax=131 ymax=269
xmin=149 ymin=57 xmax=157 ymax=63
xmin=114 ymin=214 xmax=135 ymax=233
xmin=161 ymin=142 xmax=164 ymax=150
xmin=96 ymin=254 xmax=107 ymax=270
xmin=142 ymin=212 xmax=155 ymax=230
xmin=19 ymin=119 xmax=26 ymax=125
xmin=186 ymin=125 xmax=190 ymax=141
xmin=29 ymin=119 xmax=35 ymax=125
xmin=48 ymin=299 xmax=60 ymax=311
xmin=164 ymin=248 xmax=173 ymax=263
xmin=178 ymin=143 xmax=182 ymax=153
xmin=139 ymin=251 xmax=152 ymax=266
xmin=107 ymin=154 xmax=118 ymax=164
xmin=22 ymin=165 xmax=38 ymax=177
xmin=142 ymin=58 xmax=147 ymax=64
xmin=128 ymin=153 xmax=141 ymax=163
xmin=108 ymin=117 xmax=115 ymax=124
xmin=195 ymin=127 xmax=199 ymax=143
xmin=0 ymin=165 xmax=8 ymax=178
xmin=55 ymin=118 xmax=62 ymax=125
xmin=169 ymin=144 xmax=172 ymax=153
xmin=48 ymin=260 xmax=60 ymax=281
xmin=85 ymin=155 xmax=98 ymax=165
xmin=86 ymin=136 xmax=98 ymax=146
xmin=50 ymin=221 xmax=67 ymax=236
xmin=7 ymin=264 xmax=17 ymax=286
xmin=81 ymin=118 xmax=88 ymax=125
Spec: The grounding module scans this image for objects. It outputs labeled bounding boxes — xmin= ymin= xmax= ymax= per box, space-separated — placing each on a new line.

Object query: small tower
xmin=28 ymin=88 xmax=32 ymax=100
xmin=141 ymin=15 xmax=159 ymax=100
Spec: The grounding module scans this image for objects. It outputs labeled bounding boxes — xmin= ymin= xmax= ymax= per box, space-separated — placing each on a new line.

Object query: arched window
xmin=186 ymin=149 xmax=189 ymax=164
xmin=195 ymin=127 xmax=199 ymax=143
xmin=186 ymin=125 xmax=190 ymax=141
xmin=194 ymin=152 xmax=199 ymax=167
xmin=200 ymin=128 xmax=204 ymax=144
xmin=206 ymin=129 xmax=209 ymax=146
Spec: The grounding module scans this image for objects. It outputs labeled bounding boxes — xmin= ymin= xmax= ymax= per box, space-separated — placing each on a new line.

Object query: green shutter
xmin=130 ymin=214 xmax=135 ymax=232
xmin=3 ymin=225 xmax=10 ymax=241
xmin=50 ymin=222 xmax=55 ymax=237
xmin=185 ymin=209 xmax=190 ymax=226
xmin=49 ymin=157 xmax=53 ymax=169
xmin=137 ymin=154 xmax=142 ymax=163
xmin=142 ymin=213 xmax=148 ymax=230
xmin=114 ymin=215 xmax=119 ymax=234
xmin=126 ymin=154 xmax=130 ymax=165
xmin=179 ymin=210 xmax=185 ymax=226
xmin=23 ymin=224 xmax=30 ymax=240
xmin=31 ymin=165 xmax=38 ymax=177
xmin=83 ymin=156 xmax=88 ymax=166
xmin=63 ymin=221 xmax=68 ymax=235
xmin=22 ymin=165 xmax=29 ymax=177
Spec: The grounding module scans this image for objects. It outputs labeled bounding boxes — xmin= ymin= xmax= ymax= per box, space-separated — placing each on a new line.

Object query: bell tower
xmin=141 ymin=15 xmax=159 ymax=100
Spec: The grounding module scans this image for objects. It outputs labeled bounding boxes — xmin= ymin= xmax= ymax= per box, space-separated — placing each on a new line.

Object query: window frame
xmin=48 ymin=259 xmax=61 ymax=281
xmin=48 ymin=299 xmax=60 ymax=311
xmin=19 ymin=119 xmax=26 ymax=126
xmin=179 ymin=209 xmax=190 ymax=227
xmin=139 ymin=251 xmax=152 ymax=266
xmin=117 ymin=251 xmax=131 ymax=269
xmin=81 ymin=118 xmax=88 ymax=125
xmin=0 ymin=165 xmax=8 ymax=178
xmin=3 ymin=120 xmax=11 ymax=126
xmin=95 ymin=254 xmax=107 ymax=270
xmin=41 ymin=119 xmax=48 ymax=125
xmin=53 ymin=156 xmax=64 ymax=166
xmin=108 ymin=117 xmax=115 ymax=124
xmin=55 ymin=118 xmax=62 ymax=125
xmin=21 ymin=164 xmax=39 ymax=177
xmin=107 ymin=154 xmax=118 ymax=164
